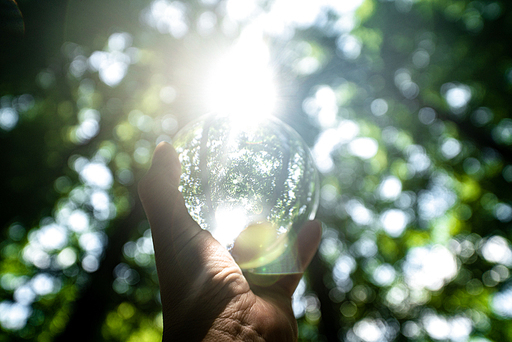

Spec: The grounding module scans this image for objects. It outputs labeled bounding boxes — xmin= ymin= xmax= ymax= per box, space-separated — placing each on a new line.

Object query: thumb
xmin=138 ymin=142 xmax=201 ymax=256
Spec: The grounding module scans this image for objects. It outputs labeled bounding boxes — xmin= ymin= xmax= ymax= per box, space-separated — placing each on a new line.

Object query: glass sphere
xmin=173 ymin=113 xmax=319 ymax=274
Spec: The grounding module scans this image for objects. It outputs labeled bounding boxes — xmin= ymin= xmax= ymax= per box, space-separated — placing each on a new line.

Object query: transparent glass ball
xmin=173 ymin=113 xmax=319 ymax=274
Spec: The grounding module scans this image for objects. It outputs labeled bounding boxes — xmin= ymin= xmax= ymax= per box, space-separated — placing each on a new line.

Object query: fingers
xmin=273 ymin=220 xmax=322 ymax=297
xmin=138 ymin=142 xmax=201 ymax=256
xmin=296 ymin=220 xmax=322 ymax=271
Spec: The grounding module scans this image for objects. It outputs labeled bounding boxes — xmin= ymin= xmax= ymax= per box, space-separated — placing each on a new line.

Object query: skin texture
xmin=138 ymin=142 xmax=322 ymax=342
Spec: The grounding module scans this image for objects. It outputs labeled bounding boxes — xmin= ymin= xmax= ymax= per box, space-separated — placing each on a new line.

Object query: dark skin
xmin=139 ymin=142 xmax=322 ymax=341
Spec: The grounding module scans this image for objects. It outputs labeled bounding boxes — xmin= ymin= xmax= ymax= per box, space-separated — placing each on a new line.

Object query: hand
xmin=138 ymin=142 xmax=321 ymax=342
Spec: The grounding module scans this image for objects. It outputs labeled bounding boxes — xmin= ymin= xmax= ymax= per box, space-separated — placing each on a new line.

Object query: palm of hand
xmin=139 ymin=143 xmax=321 ymax=342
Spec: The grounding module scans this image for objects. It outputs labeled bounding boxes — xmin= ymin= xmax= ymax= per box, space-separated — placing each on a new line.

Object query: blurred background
xmin=1 ymin=0 xmax=512 ymax=341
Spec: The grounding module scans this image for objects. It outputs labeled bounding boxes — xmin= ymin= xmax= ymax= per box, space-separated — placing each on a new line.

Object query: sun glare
xmin=204 ymin=29 xmax=278 ymax=119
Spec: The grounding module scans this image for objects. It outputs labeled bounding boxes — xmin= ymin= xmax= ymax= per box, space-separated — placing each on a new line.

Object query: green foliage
xmin=1 ymin=0 xmax=512 ymax=341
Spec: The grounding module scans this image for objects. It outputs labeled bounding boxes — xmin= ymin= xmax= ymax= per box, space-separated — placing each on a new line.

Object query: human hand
xmin=138 ymin=142 xmax=321 ymax=341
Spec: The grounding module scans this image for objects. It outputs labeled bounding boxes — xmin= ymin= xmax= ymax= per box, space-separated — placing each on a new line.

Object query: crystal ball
xmin=173 ymin=113 xmax=319 ymax=274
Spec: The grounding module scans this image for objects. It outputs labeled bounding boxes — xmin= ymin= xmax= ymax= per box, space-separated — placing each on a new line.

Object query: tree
xmin=1 ymin=0 xmax=511 ymax=341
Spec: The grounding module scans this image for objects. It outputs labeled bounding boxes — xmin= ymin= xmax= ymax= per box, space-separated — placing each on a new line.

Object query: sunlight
xmin=204 ymin=28 xmax=278 ymax=119
xmin=212 ymin=206 xmax=248 ymax=248
xmin=403 ymin=245 xmax=457 ymax=291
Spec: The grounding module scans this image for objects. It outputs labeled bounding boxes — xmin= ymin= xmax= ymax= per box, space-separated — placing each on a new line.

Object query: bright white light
xmin=13 ymin=285 xmax=35 ymax=306
xmin=197 ymin=11 xmax=217 ymax=36
xmin=212 ymin=206 xmax=248 ymax=247
xmin=142 ymin=0 xmax=189 ymax=38
xmin=320 ymin=184 xmax=338 ymax=205
xmin=319 ymin=236 xmax=340 ymax=260
xmin=380 ymin=209 xmax=408 ymax=237
xmin=423 ymin=314 xmax=450 ymax=340
xmin=327 ymin=0 xmax=364 ymax=14
xmin=265 ymin=0 xmax=321 ymax=30
xmin=108 ymin=32 xmax=132 ymax=52
xmin=0 ymin=301 xmax=31 ymax=330
xmin=225 ymin=0 xmax=258 ymax=21
xmin=423 ymin=314 xmax=472 ymax=342
xmin=402 ymin=321 xmax=421 ymax=338
xmin=333 ymin=14 xmax=357 ymax=34
xmin=386 ymin=285 xmax=407 ymax=306
xmin=333 ymin=255 xmax=356 ymax=283
xmin=75 ymin=109 xmax=100 ymax=143
xmin=345 ymin=199 xmax=373 ymax=225
xmin=204 ymin=29 xmax=278 ymax=119
xmin=349 ymin=137 xmax=379 ymax=159
xmin=292 ymin=278 xmax=307 ymax=318
xmin=80 ymin=162 xmax=113 ymax=189
xmin=82 ymin=254 xmax=99 ymax=273
xmin=303 ymin=86 xmax=338 ymax=128
xmin=315 ymin=86 xmax=337 ymax=126
xmin=337 ymin=120 xmax=359 ymax=141
xmin=445 ymin=85 xmax=471 ymax=109
xmin=353 ymin=318 xmax=386 ymax=342
xmin=56 ymin=248 xmax=77 ymax=268
xmin=312 ymin=120 xmax=360 ymax=173
xmin=406 ymin=145 xmax=431 ymax=172
xmin=35 ymin=224 xmax=67 ymax=252
xmin=260 ymin=0 xmax=364 ymax=37
xmin=336 ymin=34 xmax=362 ymax=59
xmin=31 ymin=273 xmax=55 ymax=295
xmin=91 ymin=190 xmax=110 ymax=211
xmin=22 ymin=245 xmax=51 ymax=269
xmin=449 ymin=316 xmax=472 ymax=341
xmin=137 ymin=234 xmax=155 ymax=255
xmin=417 ymin=183 xmax=456 ymax=220
xmin=373 ymin=263 xmax=396 ymax=286
xmin=89 ymin=50 xmax=130 ymax=87
xmin=403 ymin=245 xmax=457 ymax=291
xmin=481 ymin=235 xmax=512 ymax=266
xmin=492 ymin=285 xmax=512 ymax=317
xmin=379 ymin=176 xmax=402 ymax=201
xmin=356 ymin=239 xmax=378 ymax=258
xmin=79 ymin=232 xmax=105 ymax=255
xmin=68 ymin=210 xmax=89 ymax=232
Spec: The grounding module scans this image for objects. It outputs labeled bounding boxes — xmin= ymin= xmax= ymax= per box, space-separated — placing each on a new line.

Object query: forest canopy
xmin=1 ymin=0 xmax=512 ymax=341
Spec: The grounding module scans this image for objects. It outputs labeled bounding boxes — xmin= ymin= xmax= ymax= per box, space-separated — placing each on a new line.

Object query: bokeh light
xmin=2 ymin=0 xmax=512 ymax=340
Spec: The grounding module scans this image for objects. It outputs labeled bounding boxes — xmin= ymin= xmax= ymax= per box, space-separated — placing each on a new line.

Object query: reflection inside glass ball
xmin=173 ymin=113 xmax=319 ymax=274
